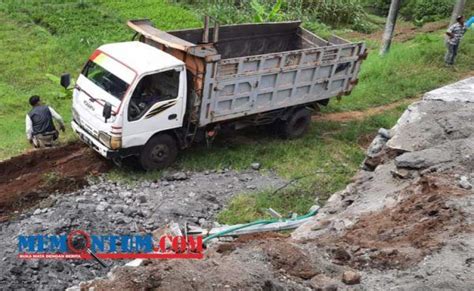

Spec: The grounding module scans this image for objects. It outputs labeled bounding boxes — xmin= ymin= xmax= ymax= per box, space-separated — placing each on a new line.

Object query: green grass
xmin=217 ymin=188 xmax=317 ymax=225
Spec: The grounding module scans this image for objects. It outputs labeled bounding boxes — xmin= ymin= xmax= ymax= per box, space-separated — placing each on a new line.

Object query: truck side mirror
xmin=60 ymin=73 xmax=71 ymax=89
xmin=103 ymin=102 xmax=112 ymax=122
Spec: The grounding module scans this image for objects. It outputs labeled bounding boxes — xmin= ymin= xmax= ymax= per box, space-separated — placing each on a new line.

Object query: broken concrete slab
xmin=387 ymin=78 xmax=474 ymax=153
xmin=395 ymin=147 xmax=454 ymax=169
xmin=423 ymin=77 xmax=474 ymax=103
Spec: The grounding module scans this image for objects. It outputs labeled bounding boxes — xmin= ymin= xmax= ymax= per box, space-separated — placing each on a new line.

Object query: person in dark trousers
xmin=26 ymin=95 xmax=65 ymax=148
xmin=445 ymin=16 xmax=467 ymax=66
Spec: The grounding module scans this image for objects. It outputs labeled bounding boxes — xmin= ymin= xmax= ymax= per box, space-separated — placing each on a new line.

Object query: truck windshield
xmin=82 ymin=60 xmax=129 ymax=100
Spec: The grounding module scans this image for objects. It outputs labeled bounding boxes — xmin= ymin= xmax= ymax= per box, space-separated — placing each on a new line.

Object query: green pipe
xmin=203 ymin=208 xmax=318 ymax=244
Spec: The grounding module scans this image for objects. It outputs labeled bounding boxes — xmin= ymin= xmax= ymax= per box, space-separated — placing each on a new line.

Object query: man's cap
xmin=29 ymin=95 xmax=40 ymax=106
xmin=457 ymin=15 xmax=463 ymax=21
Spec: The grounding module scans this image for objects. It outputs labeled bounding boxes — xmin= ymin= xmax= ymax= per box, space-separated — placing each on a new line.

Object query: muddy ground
xmin=0 ymin=143 xmax=110 ymax=221
xmin=77 ymin=78 xmax=474 ymax=290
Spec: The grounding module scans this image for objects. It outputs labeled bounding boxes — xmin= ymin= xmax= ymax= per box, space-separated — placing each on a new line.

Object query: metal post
xmin=213 ymin=22 xmax=219 ymax=43
xmin=202 ymin=16 xmax=209 ymax=43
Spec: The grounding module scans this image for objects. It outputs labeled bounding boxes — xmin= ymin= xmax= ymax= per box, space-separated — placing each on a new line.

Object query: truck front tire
xmin=140 ymin=134 xmax=178 ymax=170
xmin=280 ymin=108 xmax=312 ymax=139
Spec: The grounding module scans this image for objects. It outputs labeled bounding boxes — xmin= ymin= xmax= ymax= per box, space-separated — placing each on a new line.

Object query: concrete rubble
xmin=76 ymin=78 xmax=474 ymax=290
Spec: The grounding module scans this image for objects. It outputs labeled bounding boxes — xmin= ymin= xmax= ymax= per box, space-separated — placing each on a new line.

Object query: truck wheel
xmin=140 ymin=134 xmax=178 ymax=170
xmin=280 ymin=108 xmax=312 ymax=139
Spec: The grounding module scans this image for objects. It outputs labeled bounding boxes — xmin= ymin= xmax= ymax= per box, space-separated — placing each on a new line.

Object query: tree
xmin=449 ymin=0 xmax=466 ymax=26
xmin=380 ymin=0 xmax=402 ymax=55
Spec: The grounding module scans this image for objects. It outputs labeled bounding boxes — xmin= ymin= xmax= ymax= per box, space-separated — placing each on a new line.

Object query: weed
xmin=43 ymin=171 xmax=61 ymax=186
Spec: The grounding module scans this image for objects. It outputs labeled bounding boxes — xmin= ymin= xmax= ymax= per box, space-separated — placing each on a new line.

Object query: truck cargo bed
xmin=169 ymin=22 xmax=319 ymax=59
xmin=128 ymin=19 xmax=366 ymax=127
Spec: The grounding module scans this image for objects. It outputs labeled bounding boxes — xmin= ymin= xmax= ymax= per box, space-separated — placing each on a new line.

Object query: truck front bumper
xmin=71 ymin=121 xmax=118 ymax=159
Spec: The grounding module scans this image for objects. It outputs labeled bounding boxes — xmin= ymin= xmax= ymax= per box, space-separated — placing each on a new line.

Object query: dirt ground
xmin=0 ymin=142 xmax=110 ymax=221
xmin=345 ymin=20 xmax=449 ymax=42
xmin=313 ymin=96 xmax=418 ymax=123
xmin=319 ymin=174 xmax=470 ymax=270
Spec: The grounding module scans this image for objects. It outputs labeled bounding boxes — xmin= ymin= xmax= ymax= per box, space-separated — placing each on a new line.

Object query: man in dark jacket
xmin=26 ymin=95 xmax=65 ymax=148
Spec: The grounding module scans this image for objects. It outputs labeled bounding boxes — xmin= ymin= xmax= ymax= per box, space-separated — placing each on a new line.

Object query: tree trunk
xmin=450 ymin=0 xmax=466 ymax=26
xmin=380 ymin=0 xmax=402 ymax=56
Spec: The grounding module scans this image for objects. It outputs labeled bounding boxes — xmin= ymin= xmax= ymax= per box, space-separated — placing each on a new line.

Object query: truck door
xmin=122 ymin=68 xmax=185 ymax=148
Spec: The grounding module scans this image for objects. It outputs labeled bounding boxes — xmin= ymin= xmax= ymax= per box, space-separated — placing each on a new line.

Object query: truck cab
xmin=71 ymin=41 xmax=187 ymax=169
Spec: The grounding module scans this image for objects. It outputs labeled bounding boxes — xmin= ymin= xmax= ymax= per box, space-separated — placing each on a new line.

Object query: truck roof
xmin=98 ymin=41 xmax=184 ymax=76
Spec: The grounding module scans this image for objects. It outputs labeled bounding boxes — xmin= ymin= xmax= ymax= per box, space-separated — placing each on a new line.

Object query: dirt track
xmin=345 ymin=20 xmax=449 ymax=42
xmin=0 ymin=143 xmax=110 ymax=221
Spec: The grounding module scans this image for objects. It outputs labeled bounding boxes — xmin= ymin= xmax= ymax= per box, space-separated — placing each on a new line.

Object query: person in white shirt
xmin=26 ymin=95 xmax=65 ymax=148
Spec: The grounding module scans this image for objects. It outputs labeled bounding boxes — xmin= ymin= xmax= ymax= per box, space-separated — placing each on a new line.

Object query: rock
xmin=166 ymin=172 xmax=188 ymax=181
xmin=332 ymin=247 xmax=351 ymax=262
xmin=458 ymin=176 xmax=472 ymax=189
xmin=10 ymin=266 xmax=23 ymax=275
xmin=395 ymin=148 xmax=453 ymax=169
xmin=111 ymin=205 xmax=123 ymax=213
xmin=390 ymin=168 xmax=412 ymax=179
xmin=367 ymin=135 xmax=388 ymax=157
xmin=137 ymin=195 xmax=147 ymax=204
xmin=251 ymin=163 xmax=261 ymax=170
xmin=33 ymin=209 xmax=41 ymax=215
xmin=30 ymin=261 xmax=40 ymax=270
xmin=342 ymin=270 xmax=361 ymax=285
xmin=53 ymin=262 xmax=64 ymax=272
xmin=378 ymin=128 xmax=391 ymax=139
xmin=96 ymin=202 xmax=110 ymax=212
xmin=310 ymin=274 xmax=338 ymax=290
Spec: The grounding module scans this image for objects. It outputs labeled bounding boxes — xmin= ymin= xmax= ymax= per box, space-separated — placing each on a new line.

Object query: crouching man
xmin=26 ymin=95 xmax=65 ymax=148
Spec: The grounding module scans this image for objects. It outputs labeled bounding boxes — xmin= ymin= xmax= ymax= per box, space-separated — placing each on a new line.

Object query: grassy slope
xmin=0 ymin=0 xmax=199 ymax=159
xmin=327 ymin=32 xmax=474 ymax=112
xmin=0 ymin=1 xmax=472 ymax=222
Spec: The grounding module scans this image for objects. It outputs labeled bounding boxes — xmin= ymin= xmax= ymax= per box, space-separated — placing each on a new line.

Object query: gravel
xmin=0 ymin=169 xmax=284 ymax=290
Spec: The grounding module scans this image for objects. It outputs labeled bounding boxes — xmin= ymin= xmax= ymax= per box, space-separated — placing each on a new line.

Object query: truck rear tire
xmin=280 ymin=108 xmax=312 ymax=139
xmin=140 ymin=134 xmax=178 ymax=170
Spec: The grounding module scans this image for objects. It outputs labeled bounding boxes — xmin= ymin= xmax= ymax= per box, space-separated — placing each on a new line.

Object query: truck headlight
xmin=99 ymin=131 xmax=121 ymax=149
xmin=98 ymin=131 xmax=111 ymax=147
xmin=110 ymin=136 xmax=122 ymax=150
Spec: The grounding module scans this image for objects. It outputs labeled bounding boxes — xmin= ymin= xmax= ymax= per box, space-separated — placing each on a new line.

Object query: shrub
xmin=364 ymin=0 xmax=455 ymax=25
xmin=401 ymin=0 xmax=454 ymax=24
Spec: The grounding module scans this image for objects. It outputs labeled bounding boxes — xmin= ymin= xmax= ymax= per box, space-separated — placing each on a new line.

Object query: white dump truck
xmin=68 ymin=18 xmax=366 ymax=170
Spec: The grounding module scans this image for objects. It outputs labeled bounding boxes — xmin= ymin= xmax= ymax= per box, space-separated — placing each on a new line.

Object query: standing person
xmin=445 ymin=15 xmax=467 ymax=66
xmin=26 ymin=95 xmax=65 ymax=148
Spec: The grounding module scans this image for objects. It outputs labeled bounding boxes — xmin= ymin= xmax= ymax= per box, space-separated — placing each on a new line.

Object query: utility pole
xmin=449 ymin=0 xmax=466 ymax=25
xmin=380 ymin=0 xmax=402 ymax=56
